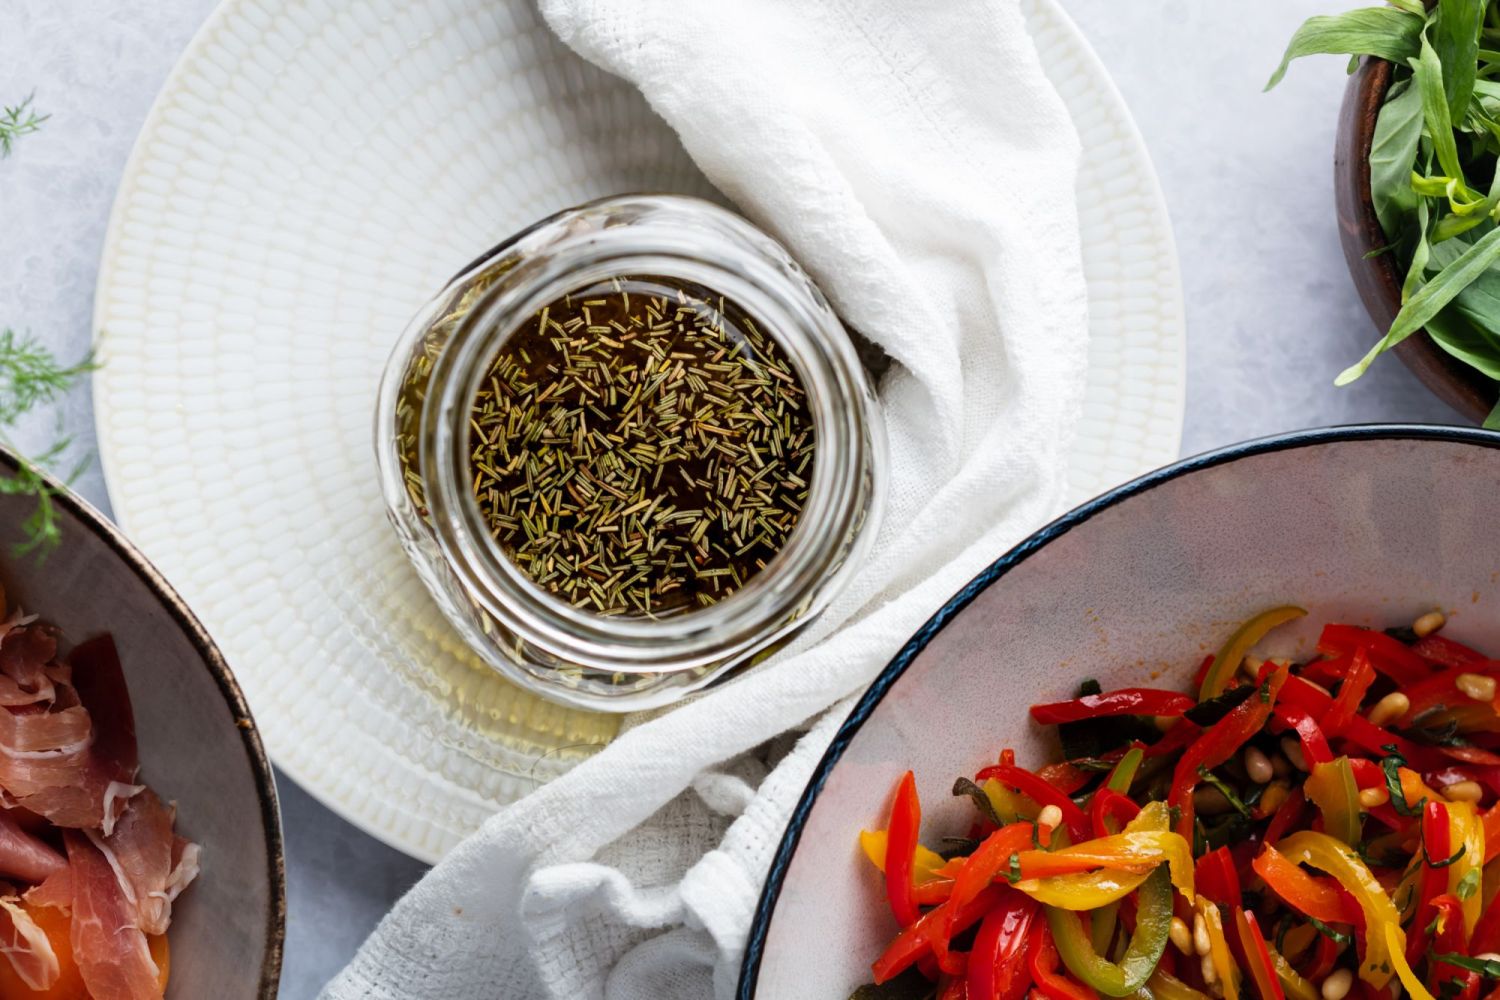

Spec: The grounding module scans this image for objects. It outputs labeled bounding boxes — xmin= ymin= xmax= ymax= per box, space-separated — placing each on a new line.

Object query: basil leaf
xmin=1371 ymin=80 xmax=1426 ymax=239
xmin=952 ymin=776 xmax=1004 ymax=828
xmin=1338 ymin=224 xmax=1500 ymax=385
xmin=1434 ymin=953 xmax=1500 ymax=979
xmin=1266 ymin=7 xmax=1424 ymax=90
xmin=1184 ymin=684 xmax=1255 ymax=726
xmin=848 ymin=969 xmax=937 ymax=1000
xmin=1434 ymin=0 xmax=1487 ymax=120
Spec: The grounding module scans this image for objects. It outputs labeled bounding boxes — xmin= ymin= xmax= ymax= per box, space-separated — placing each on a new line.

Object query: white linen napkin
xmin=322 ymin=0 xmax=1088 ymax=996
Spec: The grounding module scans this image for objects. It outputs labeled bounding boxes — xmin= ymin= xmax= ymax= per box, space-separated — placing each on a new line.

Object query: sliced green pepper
xmin=1046 ymin=866 xmax=1172 ymax=997
xmin=1106 ymin=747 xmax=1145 ymax=793
xmin=1303 ymin=756 xmax=1361 ymax=846
xmin=1198 ymin=605 xmax=1306 ymax=700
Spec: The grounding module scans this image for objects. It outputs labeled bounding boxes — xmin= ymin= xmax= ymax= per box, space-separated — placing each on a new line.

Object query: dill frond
xmin=0 ymin=93 xmax=48 ymax=158
xmin=0 ymin=332 xmax=98 ymax=556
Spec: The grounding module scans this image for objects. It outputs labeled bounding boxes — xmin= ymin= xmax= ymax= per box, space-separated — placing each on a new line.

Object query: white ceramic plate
xmin=92 ymin=0 xmax=1185 ymax=861
xmin=739 ymin=426 xmax=1500 ymax=998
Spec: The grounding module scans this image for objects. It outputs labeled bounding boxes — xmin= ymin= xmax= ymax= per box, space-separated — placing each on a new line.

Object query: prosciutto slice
xmin=0 ymin=810 xmax=65 ymax=884
xmin=0 ymin=634 xmax=141 ymax=829
xmin=66 ymin=831 xmax=162 ymax=1000
xmin=94 ymin=789 xmax=198 ymax=936
xmin=0 ymin=625 xmax=58 ymax=707
xmin=0 ymin=892 xmax=59 ymax=990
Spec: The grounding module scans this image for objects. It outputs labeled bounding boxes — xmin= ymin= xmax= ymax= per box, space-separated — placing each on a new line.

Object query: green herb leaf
xmin=1308 ymin=916 xmax=1353 ymax=944
xmin=0 ymin=93 xmax=47 ymax=158
xmin=1456 ymin=867 xmax=1482 ymax=900
xmin=1378 ymin=746 xmax=1427 ymax=817
xmin=1415 ymin=30 xmax=1474 ymax=191
xmin=1197 ymin=767 xmax=1252 ymax=817
xmin=1434 ymin=953 xmax=1500 ymax=979
xmin=1486 ymin=396 xmax=1500 ymax=430
xmin=1434 ymin=0 xmax=1487 ymax=120
xmin=847 ymin=968 xmax=938 ymax=1000
xmin=1267 ymin=7 xmax=1424 ymax=90
xmin=1338 ymin=224 xmax=1500 ymax=384
xmin=1371 ymin=81 xmax=1426 ymax=238
xmin=952 ymin=776 xmax=1004 ymax=828
xmin=1184 ymin=684 xmax=1255 ymax=726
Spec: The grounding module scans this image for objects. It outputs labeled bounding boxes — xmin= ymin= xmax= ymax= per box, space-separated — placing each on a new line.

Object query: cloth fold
xmin=323 ymin=0 xmax=1088 ymax=995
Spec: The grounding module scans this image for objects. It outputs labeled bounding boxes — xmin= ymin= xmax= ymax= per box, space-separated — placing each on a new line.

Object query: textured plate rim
xmin=0 ymin=450 xmax=288 ymax=998
xmin=734 ymin=422 xmax=1500 ymax=998
xmin=87 ymin=0 xmax=1187 ymax=861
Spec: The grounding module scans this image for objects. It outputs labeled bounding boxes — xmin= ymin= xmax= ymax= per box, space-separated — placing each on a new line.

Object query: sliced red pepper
xmin=973 ymin=763 xmax=1090 ymax=843
xmin=1038 ymin=762 xmax=1092 ymax=796
xmin=937 ymin=822 xmax=1037 ymax=973
xmin=1299 ymin=932 xmax=1339 ymax=982
xmin=1089 ymin=788 xmax=1140 ymax=839
xmin=1170 ymin=663 xmax=1288 ymax=841
xmin=1317 ymin=624 xmax=1431 ymax=686
xmin=1272 ymin=706 xmax=1334 ymax=766
xmin=1440 ymin=745 xmax=1500 ymax=767
xmin=966 ymin=891 xmax=1039 ymax=1000
xmin=1027 ymin=921 xmax=1100 ymax=1000
xmin=939 ymin=977 xmax=969 ymax=1000
xmin=1029 ymin=689 xmax=1196 ymax=725
xmin=1263 ymin=787 xmax=1306 ymax=847
xmin=873 ymin=885 xmax=1008 ymax=983
xmin=1280 ymin=675 xmax=1443 ymax=770
xmin=885 ymin=771 xmax=922 ymax=928
xmin=1399 ymin=660 xmax=1500 ymax=726
xmin=1194 ymin=846 xmax=1242 ymax=908
xmin=1299 ymin=653 xmax=1350 ymax=687
xmin=1405 ymin=800 xmax=1451 ymax=967
xmin=1429 ymin=893 xmax=1479 ymax=1000
xmin=1234 ymin=909 xmax=1286 ymax=1000
xmin=1412 ymin=634 xmax=1484 ymax=669
xmin=1324 ymin=648 xmax=1374 ymax=734
xmin=1252 ymin=843 xmax=1362 ymax=925
xmin=1345 ymin=758 xmax=1404 ymax=830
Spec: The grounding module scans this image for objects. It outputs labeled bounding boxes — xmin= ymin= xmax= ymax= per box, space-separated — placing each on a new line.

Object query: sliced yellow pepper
xmin=859 ymin=829 xmax=946 ymax=883
xmin=1012 ymin=802 xmax=1194 ymax=908
xmin=1304 ymin=756 xmax=1361 ymax=845
xmin=1197 ymin=895 xmax=1240 ymax=1000
xmin=1199 ymin=605 xmax=1306 ymax=699
xmin=1276 ymin=830 xmax=1419 ymax=989
xmin=1266 ymin=942 xmax=1318 ymax=1000
xmin=1384 ymin=922 xmax=1437 ymax=1000
xmin=983 ymin=776 xmax=1040 ymax=823
xmin=1130 ymin=968 xmax=1211 ymax=999
xmin=1446 ymin=799 xmax=1484 ymax=936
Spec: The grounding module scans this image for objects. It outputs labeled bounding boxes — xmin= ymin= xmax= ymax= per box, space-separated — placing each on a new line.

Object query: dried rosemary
xmin=468 ymin=275 xmax=815 ymax=618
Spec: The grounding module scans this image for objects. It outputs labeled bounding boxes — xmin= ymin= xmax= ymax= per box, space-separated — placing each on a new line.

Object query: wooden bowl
xmin=0 ymin=451 xmax=285 ymax=997
xmin=1336 ymin=57 xmax=1499 ymax=422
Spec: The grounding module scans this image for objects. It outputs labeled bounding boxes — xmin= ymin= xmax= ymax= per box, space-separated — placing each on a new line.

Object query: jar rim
xmin=418 ymin=195 xmax=884 ymax=675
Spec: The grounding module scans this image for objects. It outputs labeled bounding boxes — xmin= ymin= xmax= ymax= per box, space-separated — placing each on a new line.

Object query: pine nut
xmin=1037 ymin=804 xmax=1063 ymax=830
xmin=1321 ymin=968 xmax=1353 ymax=1000
xmin=1271 ymin=753 xmax=1290 ymax=778
xmin=1193 ymin=913 xmax=1212 ymax=956
xmin=1367 ymin=691 xmax=1410 ymax=727
xmin=1194 ymin=786 xmax=1232 ymax=815
xmin=1456 ymin=672 xmax=1497 ymax=702
xmin=1244 ymin=746 xmax=1274 ymax=784
xmin=1242 ymin=654 xmax=1265 ymax=680
xmin=1475 ymin=952 xmax=1500 ymax=963
xmin=1281 ymin=735 xmax=1308 ymax=772
xmin=1442 ymin=780 xmax=1484 ymax=803
xmin=1413 ymin=611 xmax=1446 ymax=638
xmin=1201 ymin=953 xmax=1218 ymax=985
xmin=1358 ymin=786 xmax=1389 ymax=809
xmin=1169 ymin=916 xmax=1193 ymax=955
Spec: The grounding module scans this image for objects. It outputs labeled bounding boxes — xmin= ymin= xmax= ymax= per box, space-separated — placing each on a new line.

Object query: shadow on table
xmin=276 ymin=768 xmax=432 ymax=999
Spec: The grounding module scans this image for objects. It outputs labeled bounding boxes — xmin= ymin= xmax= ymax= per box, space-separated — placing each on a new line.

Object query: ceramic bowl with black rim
xmin=738 ymin=425 xmax=1500 ymax=999
xmin=0 ymin=452 xmax=284 ymax=997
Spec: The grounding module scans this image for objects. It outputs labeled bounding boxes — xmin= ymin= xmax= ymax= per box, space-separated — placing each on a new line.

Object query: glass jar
xmin=375 ymin=194 xmax=884 ymax=711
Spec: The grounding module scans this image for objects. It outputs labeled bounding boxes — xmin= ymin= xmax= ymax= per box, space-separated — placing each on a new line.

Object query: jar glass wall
xmin=375 ymin=195 xmax=884 ymax=711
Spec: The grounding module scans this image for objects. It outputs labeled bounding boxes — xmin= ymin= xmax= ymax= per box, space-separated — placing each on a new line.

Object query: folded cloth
xmin=322 ymin=0 xmax=1088 ymax=996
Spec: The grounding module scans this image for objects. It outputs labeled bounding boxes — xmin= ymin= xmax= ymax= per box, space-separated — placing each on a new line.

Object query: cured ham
xmin=0 ymin=614 xmax=196 ymax=998
xmin=66 ymin=833 xmax=161 ymax=1000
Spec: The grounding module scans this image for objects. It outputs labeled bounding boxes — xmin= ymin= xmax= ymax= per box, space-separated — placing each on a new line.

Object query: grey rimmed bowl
xmin=739 ymin=425 xmax=1500 ymax=999
xmin=0 ymin=451 xmax=284 ymax=997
